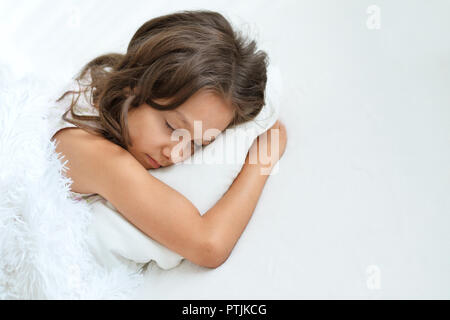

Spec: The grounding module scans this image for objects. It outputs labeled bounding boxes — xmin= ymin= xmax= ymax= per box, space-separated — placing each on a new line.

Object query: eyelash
xmin=165 ymin=121 xmax=174 ymax=131
xmin=166 ymin=121 xmax=208 ymax=148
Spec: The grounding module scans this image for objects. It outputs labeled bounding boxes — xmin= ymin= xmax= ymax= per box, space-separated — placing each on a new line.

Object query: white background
xmin=1 ymin=0 xmax=449 ymax=299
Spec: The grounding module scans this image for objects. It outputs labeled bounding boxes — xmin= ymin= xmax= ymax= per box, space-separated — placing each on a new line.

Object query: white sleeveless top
xmin=47 ymin=71 xmax=103 ymax=204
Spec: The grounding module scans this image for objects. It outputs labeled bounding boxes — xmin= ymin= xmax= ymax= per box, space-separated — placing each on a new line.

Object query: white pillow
xmin=86 ymin=64 xmax=283 ymax=271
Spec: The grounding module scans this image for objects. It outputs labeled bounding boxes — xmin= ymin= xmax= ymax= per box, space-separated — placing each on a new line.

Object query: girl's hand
xmin=246 ymin=120 xmax=287 ymax=174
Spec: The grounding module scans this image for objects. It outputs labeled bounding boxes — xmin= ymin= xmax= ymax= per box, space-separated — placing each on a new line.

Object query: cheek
xmin=133 ymin=120 xmax=169 ymax=152
xmin=128 ymin=108 xmax=155 ymax=142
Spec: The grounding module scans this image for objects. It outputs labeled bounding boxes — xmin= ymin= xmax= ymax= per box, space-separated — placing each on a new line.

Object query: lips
xmin=146 ymin=154 xmax=161 ymax=168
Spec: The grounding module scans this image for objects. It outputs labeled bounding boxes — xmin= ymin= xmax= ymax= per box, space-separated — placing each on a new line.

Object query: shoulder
xmin=52 ymin=127 xmax=132 ymax=195
xmin=52 ymin=127 xmax=120 ymax=157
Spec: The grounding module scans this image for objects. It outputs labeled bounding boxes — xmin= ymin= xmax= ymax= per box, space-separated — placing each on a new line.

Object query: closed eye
xmin=165 ymin=121 xmax=174 ymax=131
xmin=167 ymin=120 xmax=196 ymax=151
xmin=166 ymin=119 xmax=215 ymax=148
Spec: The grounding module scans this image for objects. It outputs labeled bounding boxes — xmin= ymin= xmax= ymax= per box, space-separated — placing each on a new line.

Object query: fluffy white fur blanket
xmin=0 ymin=63 xmax=143 ymax=299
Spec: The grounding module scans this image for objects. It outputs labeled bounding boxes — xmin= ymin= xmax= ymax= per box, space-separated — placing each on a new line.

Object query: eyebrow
xmin=172 ymin=110 xmax=215 ymax=146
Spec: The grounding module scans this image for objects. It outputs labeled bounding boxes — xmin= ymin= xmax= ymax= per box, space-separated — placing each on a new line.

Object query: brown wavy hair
xmin=56 ymin=9 xmax=269 ymax=150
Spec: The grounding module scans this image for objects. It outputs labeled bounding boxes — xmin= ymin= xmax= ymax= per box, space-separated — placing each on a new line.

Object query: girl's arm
xmin=54 ymin=121 xmax=286 ymax=269
xmin=202 ymin=120 xmax=287 ymax=267
xmin=201 ymin=156 xmax=271 ymax=267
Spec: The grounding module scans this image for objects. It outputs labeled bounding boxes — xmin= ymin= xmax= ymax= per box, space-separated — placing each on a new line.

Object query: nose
xmin=162 ymin=140 xmax=195 ymax=165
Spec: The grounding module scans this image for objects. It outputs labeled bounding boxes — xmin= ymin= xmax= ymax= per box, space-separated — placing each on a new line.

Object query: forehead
xmin=170 ymin=89 xmax=235 ymax=132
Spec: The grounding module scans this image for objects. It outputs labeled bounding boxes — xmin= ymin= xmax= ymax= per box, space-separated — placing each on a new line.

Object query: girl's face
xmin=127 ymin=89 xmax=235 ymax=170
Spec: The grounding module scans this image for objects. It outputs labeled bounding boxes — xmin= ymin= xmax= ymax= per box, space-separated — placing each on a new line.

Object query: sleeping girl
xmin=50 ymin=10 xmax=287 ymax=269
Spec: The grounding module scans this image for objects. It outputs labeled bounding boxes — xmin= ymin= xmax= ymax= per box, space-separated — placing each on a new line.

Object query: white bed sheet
xmin=2 ymin=0 xmax=449 ymax=299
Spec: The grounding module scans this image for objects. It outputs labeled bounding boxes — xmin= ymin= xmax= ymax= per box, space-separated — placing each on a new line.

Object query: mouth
xmin=145 ymin=154 xmax=161 ymax=168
